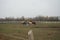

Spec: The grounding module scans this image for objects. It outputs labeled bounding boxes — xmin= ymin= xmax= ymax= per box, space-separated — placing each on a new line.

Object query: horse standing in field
xmin=21 ymin=21 xmax=28 ymax=25
xmin=21 ymin=21 xmax=36 ymax=25
xmin=28 ymin=21 xmax=36 ymax=25
xmin=32 ymin=21 xmax=36 ymax=25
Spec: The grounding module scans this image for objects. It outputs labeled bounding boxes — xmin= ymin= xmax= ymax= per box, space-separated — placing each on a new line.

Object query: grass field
xmin=0 ymin=22 xmax=60 ymax=40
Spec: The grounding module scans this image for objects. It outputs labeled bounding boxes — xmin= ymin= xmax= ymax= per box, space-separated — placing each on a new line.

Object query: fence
xmin=28 ymin=30 xmax=34 ymax=40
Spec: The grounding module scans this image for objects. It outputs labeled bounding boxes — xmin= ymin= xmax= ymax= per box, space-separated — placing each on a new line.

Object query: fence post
xmin=28 ymin=30 xmax=34 ymax=40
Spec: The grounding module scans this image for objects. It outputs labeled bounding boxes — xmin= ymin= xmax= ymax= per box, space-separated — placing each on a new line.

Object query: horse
xmin=32 ymin=21 xmax=36 ymax=25
xmin=21 ymin=21 xmax=36 ymax=25
xmin=28 ymin=21 xmax=36 ymax=25
xmin=21 ymin=21 xmax=26 ymax=25
xmin=21 ymin=21 xmax=29 ymax=25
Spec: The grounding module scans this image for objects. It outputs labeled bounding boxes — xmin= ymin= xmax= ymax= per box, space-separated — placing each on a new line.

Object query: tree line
xmin=0 ymin=16 xmax=60 ymax=21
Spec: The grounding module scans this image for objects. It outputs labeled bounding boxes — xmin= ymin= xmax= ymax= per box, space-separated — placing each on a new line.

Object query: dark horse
xmin=32 ymin=21 xmax=36 ymax=25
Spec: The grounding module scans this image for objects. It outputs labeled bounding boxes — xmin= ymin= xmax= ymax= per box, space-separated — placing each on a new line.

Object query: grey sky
xmin=0 ymin=0 xmax=60 ymax=18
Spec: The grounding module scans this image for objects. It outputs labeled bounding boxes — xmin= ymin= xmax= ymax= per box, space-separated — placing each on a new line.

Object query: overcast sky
xmin=0 ymin=0 xmax=60 ymax=18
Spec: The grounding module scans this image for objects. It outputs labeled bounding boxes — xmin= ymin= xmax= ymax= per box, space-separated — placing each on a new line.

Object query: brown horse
xmin=28 ymin=21 xmax=36 ymax=25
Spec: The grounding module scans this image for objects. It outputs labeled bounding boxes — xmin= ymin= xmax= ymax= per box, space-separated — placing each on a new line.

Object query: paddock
xmin=0 ymin=22 xmax=60 ymax=40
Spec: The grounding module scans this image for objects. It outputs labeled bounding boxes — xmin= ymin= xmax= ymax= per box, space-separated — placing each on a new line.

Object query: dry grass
xmin=0 ymin=22 xmax=60 ymax=40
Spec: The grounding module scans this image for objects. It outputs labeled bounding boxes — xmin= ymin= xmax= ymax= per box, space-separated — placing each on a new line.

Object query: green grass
xmin=33 ymin=28 xmax=60 ymax=40
xmin=0 ymin=23 xmax=60 ymax=40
